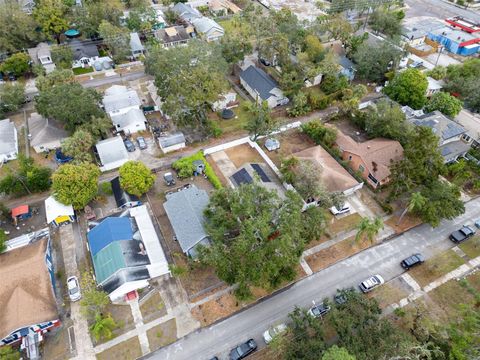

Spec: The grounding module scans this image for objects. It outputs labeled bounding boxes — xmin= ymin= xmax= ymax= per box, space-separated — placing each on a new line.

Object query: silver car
xmin=67 ymin=276 xmax=81 ymax=302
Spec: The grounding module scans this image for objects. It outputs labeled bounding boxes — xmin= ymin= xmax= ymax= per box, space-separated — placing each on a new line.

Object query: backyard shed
xmin=44 ymin=196 xmax=75 ymax=227
xmin=158 ymin=132 xmax=186 ymax=153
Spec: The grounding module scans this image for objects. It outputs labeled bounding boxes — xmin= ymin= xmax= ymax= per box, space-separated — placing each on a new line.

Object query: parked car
xmin=359 ymin=274 xmax=384 ymax=293
xmin=229 ymin=339 xmax=257 ymax=360
xmin=329 ymin=202 xmax=351 ymax=216
xmin=409 ymin=60 xmax=424 ymax=68
xmin=401 ymin=253 xmax=425 ymax=270
xmin=307 ymin=302 xmax=331 ymax=318
xmin=163 ymin=172 xmax=176 ymax=186
xmin=475 ymin=220 xmax=480 ymax=229
xmin=124 ymin=138 xmax=136 ymax=152
xmin=67 ymin=276 xmax=81 ymax=302
xmin=259 ymin=58 xmax=271 ymax=66
xmin=136 ymin=136 xmax=147 ymax=150
xmin=449 ymin=225 xmax=475 ymax=243
xmin=263 ymin=323 xmax=287 ymax=344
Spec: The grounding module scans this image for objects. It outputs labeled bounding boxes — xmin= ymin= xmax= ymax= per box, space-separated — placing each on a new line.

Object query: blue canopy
xmin=65 ymin=29 xmax=80 ymax=37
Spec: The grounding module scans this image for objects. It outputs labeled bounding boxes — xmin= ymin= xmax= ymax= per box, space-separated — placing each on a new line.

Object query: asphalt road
xmin=143 ymin=197 xmax=480 ymax=360
xmin=404 ymin=0 xmax=480 ymax=21
xmin=82 ymin=69 xmax=149 ymax=88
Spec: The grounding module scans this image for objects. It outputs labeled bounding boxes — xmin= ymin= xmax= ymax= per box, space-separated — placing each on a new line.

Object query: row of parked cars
xmin=123 ymin=136 xmax=148 ymax=152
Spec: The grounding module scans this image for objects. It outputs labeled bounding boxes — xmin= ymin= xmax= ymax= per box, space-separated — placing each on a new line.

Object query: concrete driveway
xmin=143 ymin=197 xmax=480 ymax=360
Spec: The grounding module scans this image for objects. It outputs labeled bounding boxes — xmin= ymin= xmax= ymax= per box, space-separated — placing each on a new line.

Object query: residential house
xmin=0 ymin=119 xmax=18 ymax=163
xmin=28 ymin=43 xmax=56 ymax=74
xmin=86 ymin=206 xmax=170 ymax=301
xmin=427 ymin=26 xmax=480 ymax=55
xmin=401 ymin=105 xmax=424 ymax=119
xmin=69 ymin=39 xmax=99 ymax=68
xmin=334 ymin=131 xmax=404 ymax=188
xmin=410 ymin=111 xmax=472 ymax=163
xmin=426 ymin=77 xmax=445 ymax=97
xmin=96 ymin=136 xmax=130 ymax=172
xmin=154 ymin=26 xmax=193 ymax=48
xmin=45 ymin=196 xmax=75 ymax=227
xmin=110 ymin=108 xmax=147 ymax=135
xmin=239 ymin=65 xmax=289 ymax=108
xmin=327 ymin=41 xmax=355 ymax=81
xmin=0 ymin=236 xmax=60 ymax=346
xmin=111 ymin=176 xmax=142 ymax=209
xmin=129 ymin=32 xmax=145 ymax=58
xmin=0 ymin=0 xmax=35 ymax=13
xmin=208 ymin=0 xmax=241 ymax=15
xmin=191 ymin=17 xmax=224 ymax=42
xmin=103 ymin=85 xmax=142 ymax=117
xmin=455 ymin=109 xmax=480 ymax=147
xmin=27 ymin=113 xmax=68 ymax=153
xmin=293 ymin=146 xmax=363 ymax=196
xmin=212 ymin=92 xmax=238 ymax=111
xmin=159 ymin=132 xmax=186 ymax=153
xmin=163 ymin=185 xmax=210 ymax=257
xmin=173 ymin=3 xmax=202 ymax=22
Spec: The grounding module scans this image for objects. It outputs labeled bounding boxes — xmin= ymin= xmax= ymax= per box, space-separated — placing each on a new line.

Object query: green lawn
xmin=459 ymin=236 xmax=480 ymax=259
xmin=73 ymin=66 xmax=94 ymax=75
xmin=409 ymin=250 xmax=465 ymax=287
xmin=146 ymin=319 xmax=177 ymax=352
xmin=218 ymin=18 xmax=252 ymax=38
xmin=210 ymin=98 xmax=252 ymax=134
xmin=325 ymin=212 xmax=362 ymax=236
xmin=96 ymin=336 xmax=142 ymax=360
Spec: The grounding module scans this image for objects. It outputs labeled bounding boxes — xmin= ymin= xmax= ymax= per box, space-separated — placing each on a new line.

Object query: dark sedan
xmin=229 ymin=339 xmax=257 ymax=360
xmin=400 ymin=253 xmax=425 ymax=270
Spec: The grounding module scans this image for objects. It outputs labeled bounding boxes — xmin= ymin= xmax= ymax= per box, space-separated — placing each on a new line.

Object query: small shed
xmin=45 ymin=196 xmax=75 ymax=227
xmin=265 ymin=138 xmax=280 ymax=151
xmin=158 ymin=132 xmax=186 ymax=153
xmin=11 ymin=205 xmax=31 ymax=223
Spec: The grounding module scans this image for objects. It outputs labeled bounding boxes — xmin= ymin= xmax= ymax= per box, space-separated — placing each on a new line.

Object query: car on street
xmin=124 ymin=138 xmax=136 ymax=152
xmin=400 ymin=253 xmax=425 ymax=270
xmin=229 ymin=339 xmax=257 ymax=360
xmin=136 ymin=136 xmax=147 ymax=150
xmin=449 ymin=225 xmax=475 ymax=243
xmin=329 ymin=202 xmax=351 ymax=215
xmin=307 ymin=302 xmax=331 ymax=318
xmin=263 ymin=323 xmax=287 ymax=344
xmin=359 ymin=274 xmax=384 ymax=293
xmin=67 ymin=276 xmax=81 ymax=302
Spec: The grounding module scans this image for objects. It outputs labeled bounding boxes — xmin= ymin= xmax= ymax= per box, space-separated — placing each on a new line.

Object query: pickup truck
xmin=449 ymin=225 xmax=475 ymax=243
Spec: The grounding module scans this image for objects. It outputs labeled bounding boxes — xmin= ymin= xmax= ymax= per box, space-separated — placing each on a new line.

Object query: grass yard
xmin=305 ymin=235 xmax=372 ymax=273
xmin=458 ymin=236 xmax=480 ymax=259
xmin=146 ymin=319 xmax=177 ymax=352
xmin=140 ymin=291 xmax=167 ymax=322
xmin=326 ymin=212 xmax=362 ymax=236
xmin=384 ymin=214 xmax=423 ymax=234
xmin=218 ymin=18 xmax=252 ymax=38
xmin=210 ymin=99 xmax=252 ymax=135
xmin=408 ymin=250 xmax=465 ymax=287
xmin=264 ymin=129 xmax=316 ymax=168
xmin=369 ymin=280 xmax=409 ymax=309
xmin=95 ymin=303 xmax=135 ymax=344
xmin=73 ymin=66 xmax=94 ymax=75
xmin=96 ymin=336 xmax=142 ymax=360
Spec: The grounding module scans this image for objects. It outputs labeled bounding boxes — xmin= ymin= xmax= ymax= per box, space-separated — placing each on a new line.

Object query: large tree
xmin=61 ymin=129 xmax=95 ymax=163
xmin=384 ymin=68 xmax=428 ymax=109
xmin=443 ymin=58 xmax=480 ymax=112
xmin=52 ymin=163 xmax=100 ymax=209
xmin=322 ymin=346 xmax=356 ymax=360
xmin=0 ymin=82 xmax=25 ymax=117
xmin=35 ymin=69 xmax=75 ymax=92
xmin=0 ymin=2 xmax=40 ymax=53
xmin=51 ymin=45 xmax=74 ymax=69
xmin=0 ymin=155 xmax=51 ymax=196
xmin=199 ymin=183 xmax=308 ymax=299
xmin=145 ymin=40 xmax=228 ymax=129
xmin=424 ymin=91 xmax=464 ymax=117
xmin=244 ymin=101 xmax=275 ymax=141
xmin=98 ymin=20 xmax=131 ymax=62
xmin=0 ymin=53 xmax=31 ymax=77
xmin=33 ymin=0 xmax=69 ymax=42
xmin=220 ymin=32 xmax=252 ymax=65
xmin=35 ymin=82 xmax=104 ymax=132
xmin=118 ymin=161 xmax=155 ymax=197
xmin=70 ymin=0 xmax=123 ymax=38
xmin=368 ymin=9 xmax=403 ymax=38
xmin=353 ymin=41 xmax=403 ymax=82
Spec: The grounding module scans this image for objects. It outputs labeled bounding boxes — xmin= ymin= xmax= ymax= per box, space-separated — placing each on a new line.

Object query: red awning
xmin=11 ymin=205 xmax=29 ymax=218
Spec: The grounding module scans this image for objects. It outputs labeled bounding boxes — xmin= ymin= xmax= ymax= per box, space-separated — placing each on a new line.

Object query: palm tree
xmin=355 ymin=217 xmax=384 ymax=244
xmin=397 ymin=192 xmax=426 ymax=225
xmin=90 ymin=314 xmax=117 ymax=341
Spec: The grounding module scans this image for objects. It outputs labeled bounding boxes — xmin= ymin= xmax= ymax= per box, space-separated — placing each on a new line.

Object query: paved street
xmin=82 ymin=69 xmax=149 ymax=88
xmin=405 ymin=0 xmax=480 ymax=21
xmin=143 ymin=197 xmax=480 ymax=360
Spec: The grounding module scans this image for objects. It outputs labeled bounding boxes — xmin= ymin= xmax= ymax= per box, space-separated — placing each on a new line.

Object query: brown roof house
xmin=293 ymin=145 xmax=363 ymax=196
xmin=335 ymin=130 xmax=404 ymax=188
xmin=0 ymin=237 xmax=60 ymax=346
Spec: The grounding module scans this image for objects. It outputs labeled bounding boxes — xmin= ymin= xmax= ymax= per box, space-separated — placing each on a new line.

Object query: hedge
xmin=172 ymin=151 xmax=223 ymax=189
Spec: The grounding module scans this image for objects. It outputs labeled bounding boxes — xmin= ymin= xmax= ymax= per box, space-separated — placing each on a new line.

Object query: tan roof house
xmin=293 ymin=145 xmax=362 ymax=196
xmin=335 ymin=131 xmax=404 ymax=188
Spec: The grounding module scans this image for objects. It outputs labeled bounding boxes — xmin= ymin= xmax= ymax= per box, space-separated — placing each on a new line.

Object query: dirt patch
xmin=326 ymin=212 xmax=362 ymax=236
xmin=459 ymin=236 xmax=480 ymax=259
xmin=96 ymin=335 xmax=142 ymax=360
xmin=96 ymin=303 xmax=135 ymax=344
xmin=305 ymin=235 xmax=372 ymax=273
xmin=224 ymin=143 xmax=264 ymax=168
xmin=264 ymin=129 xmax=316 ymax=168
xmin=358 ymin=187 xmax=386 ymax=217
xmin=146 ymin=319 xmax=177 ymax=352
xmin=140 ymin=291 xmax=167 ymax=323
xmin=369 ymin=279 xmax=409 ymax=309
xmin=205 ymin=154 xmax=229 ymax=187
xmin=408 ymin=250 xmax=465 ymax=287
xmin=42 ymin=326 xmax=72 ymax=360
xmin=384 ymin=214 xmax=423 ymax=234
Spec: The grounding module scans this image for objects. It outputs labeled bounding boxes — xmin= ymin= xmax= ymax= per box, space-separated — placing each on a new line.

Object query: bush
xmin=320 ymin=75 xmax=348 ymax=95
xmin=307 ymin=92 xmax=331 ymax=110
xmin=100 ymin=182 xmax=113 ymax=195
xmin=172 ymin=152 xmax=223 ymax=189
xmin=207 ymin=119 xmax=223 ymax=138
xmin=301 ymin=120 xmax=337 ymax=148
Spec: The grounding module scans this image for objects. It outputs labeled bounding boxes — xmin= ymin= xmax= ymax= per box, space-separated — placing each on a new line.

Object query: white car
xmin=359 ymin=274 xmax=385 ymax=293
xmin=329 ymin=202 xmax=351 ymax=215
xmin=262 ymin=323 xmax=287 ymax=344
xmin=67 ymin=276 xmax=81 ymax=302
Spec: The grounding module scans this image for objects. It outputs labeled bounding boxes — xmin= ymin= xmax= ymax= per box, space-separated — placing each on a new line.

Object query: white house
xmin=426 ymin=77 xmax=445 ymax=97
xmin=0 ymin=119 xmax=18 ymax=163
xmin=110 ymin=108 xmax=147 ymax=135
xmin=239 ymin=65 xmax=288 ymax=108
xmin=96 ymin=136 xmax=130 ymax=172
xmin=158 ymin=132 xmax=186 ymax=153
xmin=28 ymin=43 xmax=56 ymax=74
xmin=212 ymin=92 xmax=237 ymax=111
xmin=191 ymin=17 xmax=224 ymax=42
xmin=103 ymin=85 xmax=142 ymax=117
xmin=129 ymin=32 xmax=145 ymax=58
xmin=28 ymin=113 xmax=68 ymax=153
xmin=69 ymin=39 xmax=99 ymax=68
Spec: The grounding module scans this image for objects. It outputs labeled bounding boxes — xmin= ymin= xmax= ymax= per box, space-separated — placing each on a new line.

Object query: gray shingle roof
xmin=0 ymin=119 xmax=17 ymax=156
xmin=129 ymin=32 xmax=144 ymax=53
xmin=173 ymin=3 xmax=201 ymax=21
xmin=159 ymin=132 xmax=185 ymax=148
xmin=69 ymin=39 xmax=99 ymax=61
xmin=28 ymin=113 xmax=68 ymax=148
xmin=103 ymin=86 xmax=142 ymax=113
xmin=163 ymin=185 xmax=209 ymax=255
xmin=240 ymin=65 xmax=278 ymax=101
xmin=413 ymin=111 xmax=466 ymax=141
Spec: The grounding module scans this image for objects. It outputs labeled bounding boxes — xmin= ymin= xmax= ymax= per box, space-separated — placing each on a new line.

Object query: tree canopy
xmin=0 ymin=53 xmax=31 ymax=77
xmin=444 ymin=58 xmax=480 ymax=112
xmin=424 ymin=91 xmax=464 ymax=117
xmin=118 ymin=161 xmax=155 ymax=197
xmin=0 ymin=155 xmax=51 ymax=196
xmin=0 ymin=2 xmax=40 ymax=53
xmin=33 ymin=0 xmax=69 ymax=41
xmin=353 ymin=41 xmax=402 ymax=82
xmin=99 ymin=20 xmax=131 ymax=62
xmin=52 ymin=163 xmax=100 ymax=210
xmin=383 ymin=68 xmax=428 ymax=109
xmin=0 ymin=82 xmax=25 ymax=117
xmin=244 ymin=101 xmax=276 ymax=141
xmin=61 ymin=129 xmax=95 ymax=163
xmin=368 ymin=9 xmax=403 ymax=38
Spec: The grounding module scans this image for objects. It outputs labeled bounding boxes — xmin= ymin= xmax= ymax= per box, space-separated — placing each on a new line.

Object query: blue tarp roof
xmin=87 ymin=217 xmax=133 ymax=256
